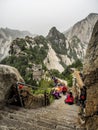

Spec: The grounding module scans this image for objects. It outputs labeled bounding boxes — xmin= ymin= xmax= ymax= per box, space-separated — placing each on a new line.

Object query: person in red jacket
xmin=18 ymin=84 xmax=24 ymax=89
xmin=65 ymin=92 xmax=74 ymax=105
xmin=62 ymin=85 xmax=67 ymax=95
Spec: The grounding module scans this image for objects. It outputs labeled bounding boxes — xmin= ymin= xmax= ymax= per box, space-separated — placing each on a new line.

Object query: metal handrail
xmin=16 ymin=82 xmax=51 ymax=107
xmin=17 ymin=82 xmax=38 ymax=89
xmin=16 ymin=82 xmax=51 ymax=91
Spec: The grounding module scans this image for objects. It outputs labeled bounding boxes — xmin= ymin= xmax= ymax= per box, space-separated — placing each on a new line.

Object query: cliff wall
xmin=83 ymin=20 xmax=98 ymax=130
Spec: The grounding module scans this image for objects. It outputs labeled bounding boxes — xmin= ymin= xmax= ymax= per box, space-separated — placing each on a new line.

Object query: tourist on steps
xmin=52 ymin=77 xmax=58 ymax=86
xmin=79 ymin=86 xmax=86 ymax=115
xmin=64 ymin=92 xmax=74 ymax=105
xmin=52 ymin=89 xmax=61 ymax=99
xmin=62 ymin=84 xmax=67 ymax=95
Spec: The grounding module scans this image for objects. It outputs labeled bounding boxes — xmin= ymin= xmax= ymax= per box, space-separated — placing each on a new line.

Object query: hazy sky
xmin=0 ymin=0 xmax=98 ymax=36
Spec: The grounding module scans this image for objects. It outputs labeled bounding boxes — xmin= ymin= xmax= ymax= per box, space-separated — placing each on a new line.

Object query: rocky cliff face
xmin=44 ymin=44 xmax=64 ymax=72
xmin=64 ymin=13 xmax=98 ymax=43
xmin=47 ymin=27 xmax=82 ymax=67
xmin=47 ymin=14 xmax=98 ymax=67
xmin=0 ymin=64 xmax=24 ymax=105
xmin=0 ymin=28 xmax=32 ymax=61
xmin=64 ymin=13 xmax=98 ymax=60
xmin=83 ymin=20 xmax=98 ymax=130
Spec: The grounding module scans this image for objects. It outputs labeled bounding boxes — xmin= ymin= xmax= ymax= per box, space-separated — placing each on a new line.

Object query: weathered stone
xmin=83 ymin=20 xmax=98 ymax=130
xmin=0 ymin=94 xmax=79 ymax=130
xmin=0 ymin=64 xmax=24 ymax=104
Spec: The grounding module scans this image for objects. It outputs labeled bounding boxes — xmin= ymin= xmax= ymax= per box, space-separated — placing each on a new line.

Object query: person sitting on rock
xmin=65 ymin=92 xmax=74 ymax=105
xmin=52 ymin=89 xmax=61 ymax=99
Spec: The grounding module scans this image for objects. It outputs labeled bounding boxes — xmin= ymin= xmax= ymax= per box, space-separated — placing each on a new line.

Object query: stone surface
xmin=44 ymin=44 xmax=64 ymax=72
xmin=0 ymin=94 xmax=79 ymax=130
xmin=64 ymin=13 xmax=98 ymax=44
xmin=0 ymin=28 xmax=32 ymax=61
xmin=0 ymin=64 xmax=24 ymax=103
xmin=83 ymin=20 xmax=98 ymax=130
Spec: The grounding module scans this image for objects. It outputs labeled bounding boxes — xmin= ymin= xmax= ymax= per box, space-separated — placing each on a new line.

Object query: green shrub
xmin=65 ymin=74 xmax=73 ymax=87
xmin=49 ymin=69 xmax=65 ymax=79
xmin=61 ymin=59 xmax=83 ymax=87
xmin=38 ymin=79 xmax=54 ymax=89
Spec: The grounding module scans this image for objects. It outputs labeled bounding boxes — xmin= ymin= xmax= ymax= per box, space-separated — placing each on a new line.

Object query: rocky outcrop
xmin=44 ymin=44 xmax=64 ymax=72
xmin=0 ymin=64 xmax=24 ymax=104
xmin=47 ymin=13 xmax=98 ymax=67
xmin=64 ymin=13 xmax=98 ymax=60
xmin=47 ymin=27 xmax=82 ymax=67
xmin=0 ymin=28 xmax=32 ymax=61
xmin=83 ymin=20 xmax=98 ymax=130
xmin=64 ymin=13 xmax=98 ymax=44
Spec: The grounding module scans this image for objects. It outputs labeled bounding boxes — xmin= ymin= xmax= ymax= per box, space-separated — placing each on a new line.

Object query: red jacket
xmin=62 ymin=86 xmax=67 ymax=92
xmin=65 ymin=94 xmax=74 ymax=103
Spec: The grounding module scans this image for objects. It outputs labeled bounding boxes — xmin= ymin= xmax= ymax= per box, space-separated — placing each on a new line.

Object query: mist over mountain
xmin=0 ymin=27 xmax=32 ymax=39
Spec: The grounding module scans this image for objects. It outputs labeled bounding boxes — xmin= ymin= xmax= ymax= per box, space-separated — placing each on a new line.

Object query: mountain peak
xmin=86 ymin=13 xmax=98 ymax=21
xmin=47 ymin=26 xmax=65 ymax=41
xmin=50 ymin=26 xmax=58 ymax=31
xmin=47 ymin=26 xmax=59 ymax=37
xmin=64 ymin=13 xmax=98 ymax=43
xmin=87 ymin=13 xmax=98 ymax=17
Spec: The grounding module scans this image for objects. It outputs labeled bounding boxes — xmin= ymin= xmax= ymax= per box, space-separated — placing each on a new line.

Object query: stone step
xmin=0 ymin=112 xmax=78 ymax=130
xmin=0 ymin=94 xmax=80 ymax=130
xmin=37 ymin=117 xmax=76 ymax=129
xmin=0 ymin=109 xmax=78 ymax=129
xmin=7 ymin=111 xmax=78 ymax=127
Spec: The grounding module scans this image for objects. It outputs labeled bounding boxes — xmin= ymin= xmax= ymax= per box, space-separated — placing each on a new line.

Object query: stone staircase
xmin=0 ymin=95 xmax=85 ymax=130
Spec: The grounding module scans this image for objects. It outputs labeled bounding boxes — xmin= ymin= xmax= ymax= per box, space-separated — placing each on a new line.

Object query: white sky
xmin=0 ymin=0 xmax=98 ymax=36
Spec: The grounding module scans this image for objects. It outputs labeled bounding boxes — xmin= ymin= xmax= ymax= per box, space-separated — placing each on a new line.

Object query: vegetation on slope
xmin=0 ymin=36 xmax=48 ymax=86
xmin=49 ymin=59 xmax=83 ymax=87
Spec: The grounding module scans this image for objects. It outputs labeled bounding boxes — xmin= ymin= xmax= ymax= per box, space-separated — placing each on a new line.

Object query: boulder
xmin=0 ymin=64 xmax=24 ymax=104
xmin=83 ymin=20 xmax=98 ymax=130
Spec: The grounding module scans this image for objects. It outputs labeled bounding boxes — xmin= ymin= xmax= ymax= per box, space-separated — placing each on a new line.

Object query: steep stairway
xmin=0 ymin=95 xmax=81 ymax=130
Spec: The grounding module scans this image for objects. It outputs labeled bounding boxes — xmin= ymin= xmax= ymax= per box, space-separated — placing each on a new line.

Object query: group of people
xmin=51 ymin=76 xmax=87 ymax=107
xmin=51 ymin=77 xmax=74 ymax=105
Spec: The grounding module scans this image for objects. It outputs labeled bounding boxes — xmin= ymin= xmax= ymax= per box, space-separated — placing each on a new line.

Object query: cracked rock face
xmin=44 ymin=44 xmax=64 ymax=72
xmin=0 ymin=27 xmax=32 ymax=61
xmin=83 ymin=20 xmax=98 ymax=130
xmin=0 ymin=64 xmax=24 ymax=104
